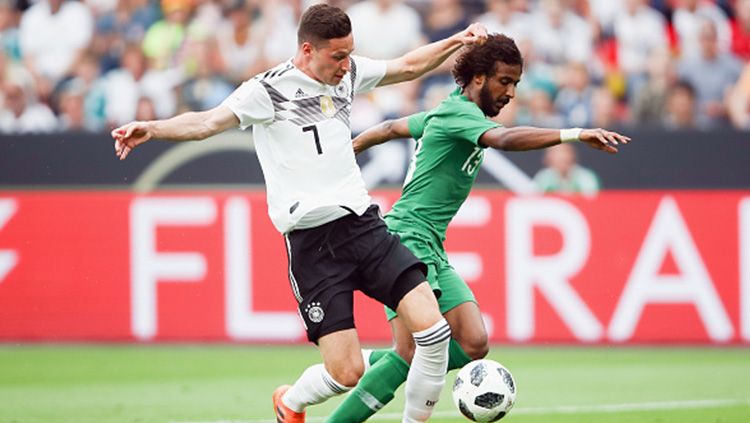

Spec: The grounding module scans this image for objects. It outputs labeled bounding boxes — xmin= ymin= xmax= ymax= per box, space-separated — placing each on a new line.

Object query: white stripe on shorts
xmin=284 ymin=234 xmax=303 ymax=303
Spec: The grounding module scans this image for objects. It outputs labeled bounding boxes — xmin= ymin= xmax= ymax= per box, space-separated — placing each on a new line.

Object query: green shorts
xmin=384 ymin=229 xmax=476 ymax=321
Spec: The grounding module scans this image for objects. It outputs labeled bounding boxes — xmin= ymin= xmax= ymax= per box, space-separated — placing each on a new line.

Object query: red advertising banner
xmin=0 ymin=191 xmax=748 ymax=344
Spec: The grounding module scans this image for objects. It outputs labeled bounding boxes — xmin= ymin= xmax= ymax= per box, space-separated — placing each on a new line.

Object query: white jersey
xmin=222 ymin=56 xmax=387 ymax=234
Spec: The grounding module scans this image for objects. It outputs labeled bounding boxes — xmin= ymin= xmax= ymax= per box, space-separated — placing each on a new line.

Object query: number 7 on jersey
xmin=302 ymin=125 xmax=322 ymax=155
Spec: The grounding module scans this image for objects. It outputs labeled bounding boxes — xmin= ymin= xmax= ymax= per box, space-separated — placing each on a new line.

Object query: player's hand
xmin=579 ymin=128 xmax=631 ymax=154
xmin=457 ymin=23 xmax=488 ymax=46
xmin=111 ymin=121 xmax=153 ymax=160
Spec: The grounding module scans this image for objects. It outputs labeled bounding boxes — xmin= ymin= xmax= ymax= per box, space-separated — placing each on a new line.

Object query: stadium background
xmin=1 ymin=0 xmax=750 ymax=421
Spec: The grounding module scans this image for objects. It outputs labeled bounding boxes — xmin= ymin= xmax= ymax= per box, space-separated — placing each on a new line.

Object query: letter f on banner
xmin=130 ymin=197 xmax=217 ymax=340
xmin=506 ymin=197 xmax=603 ymax=342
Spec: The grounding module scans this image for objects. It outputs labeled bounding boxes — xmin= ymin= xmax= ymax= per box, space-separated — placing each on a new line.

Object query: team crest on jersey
xmin=334 ymin=82 xmax=348 ymax=97
xmin=320 ymin=95 xmax=337 ymax=118
xmin=305 ymin=302 xmax=325 ymax=323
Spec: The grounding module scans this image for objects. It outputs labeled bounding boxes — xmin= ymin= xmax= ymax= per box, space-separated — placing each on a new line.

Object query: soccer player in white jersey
xmin=111 ymin=4 xmax=488 ymax=422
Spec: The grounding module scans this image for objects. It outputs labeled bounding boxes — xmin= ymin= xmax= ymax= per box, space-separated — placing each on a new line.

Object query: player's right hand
xmin=111 ymin=121 xmax=152 ymax=160
xmin=457 ymin=23 xmax=488 ymax=46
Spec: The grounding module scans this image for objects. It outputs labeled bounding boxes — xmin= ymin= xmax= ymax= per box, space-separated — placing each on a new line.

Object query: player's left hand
xmin=457 ymin=23 xmax=488 ymax=46
xmin=579 ymin=128 xmax=631 ymax=154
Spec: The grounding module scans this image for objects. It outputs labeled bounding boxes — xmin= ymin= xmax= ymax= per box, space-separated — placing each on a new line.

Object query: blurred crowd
xmin=2 ymin=0 xmax=750 ymax=134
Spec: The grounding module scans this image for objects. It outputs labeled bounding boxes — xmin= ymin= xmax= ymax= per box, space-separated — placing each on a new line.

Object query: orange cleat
xmin=273 ymin=385 xmax=305 ymax=423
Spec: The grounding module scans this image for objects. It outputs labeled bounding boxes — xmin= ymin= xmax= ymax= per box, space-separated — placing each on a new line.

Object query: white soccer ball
xmin=452 ymin=359 xmax=517 ymax=422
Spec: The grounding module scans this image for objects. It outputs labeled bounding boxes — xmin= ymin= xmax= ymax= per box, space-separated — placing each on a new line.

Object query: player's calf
xmin=404 ymin=318 xmax=451 ymax=422
xmin=394 ymin=340 xmax=416 ymax=365
xmin=458 ymin=334 xmax=489 ymax=361
xmin=444 ymin=301 xmax=490 ymax=364
xmin=277 ymin=363 xmax=351 ymax=417
xmin=395 ymin=282 xmax=451 ymax=421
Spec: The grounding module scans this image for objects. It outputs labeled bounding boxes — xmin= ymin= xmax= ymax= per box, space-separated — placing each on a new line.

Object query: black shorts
xmin=284 ymin=205 xmax=427 ymax=343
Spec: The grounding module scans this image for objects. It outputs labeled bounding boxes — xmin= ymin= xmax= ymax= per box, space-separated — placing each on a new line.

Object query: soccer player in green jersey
xmin=325 ymin=34 xmax=630 ymax=421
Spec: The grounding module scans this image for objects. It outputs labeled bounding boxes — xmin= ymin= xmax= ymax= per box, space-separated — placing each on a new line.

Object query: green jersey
xmin=385 ymin=88 xmax=499 ymax=243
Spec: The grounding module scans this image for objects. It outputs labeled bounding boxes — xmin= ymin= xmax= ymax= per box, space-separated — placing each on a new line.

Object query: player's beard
xmin=478 ymin=81 xmax=501 ymax=117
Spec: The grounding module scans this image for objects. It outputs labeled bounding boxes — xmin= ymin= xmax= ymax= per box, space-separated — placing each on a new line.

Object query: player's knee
xmin=397 ymin=284 xmax=442 ymax=332
xmin=328 ymin=361 xmax=364 ymax=388
xmin=460 ymin=333 xmax=489 ymax=360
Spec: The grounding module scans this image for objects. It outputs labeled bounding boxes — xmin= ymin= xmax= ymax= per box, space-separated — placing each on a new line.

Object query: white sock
xmin=403 ymin=318 xmax=451 ymax=423
xmin=361 ymin=348 xmax=373 ymax=372
xmin=282 ymin=363 xmax=350 ymax=413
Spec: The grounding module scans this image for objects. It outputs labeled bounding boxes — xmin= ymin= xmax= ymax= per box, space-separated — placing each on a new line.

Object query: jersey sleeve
xmin=350 ymin=55 xmax=387 ymax=95
xmin=438 ymin=107 xmax=499 ymax=147
xmin=221 ymin=79 xmax=274 ymax=130
xmin=406 ymin=112 xmax=428 ymax=140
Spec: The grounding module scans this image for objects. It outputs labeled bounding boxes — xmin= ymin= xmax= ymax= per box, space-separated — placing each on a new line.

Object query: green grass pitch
xmin=0 ymin=345 xmax=748 ymax=422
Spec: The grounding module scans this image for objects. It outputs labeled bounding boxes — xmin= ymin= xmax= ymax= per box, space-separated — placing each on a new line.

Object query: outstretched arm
xmin=111 ymin=105 xmax=239 ymax=160
xmin=352 ymin=117 xmax=411 ymax=155
xmin=378 ymin=23 xmax=488 ymax=87
xmin=479 ymin=126 xmax=631 ymax=154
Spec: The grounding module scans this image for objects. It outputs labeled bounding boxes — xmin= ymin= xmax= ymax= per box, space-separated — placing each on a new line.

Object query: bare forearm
xmin=391 ymin=37 xmax=464 ymax=83
xmin=149 ymin=111 xmax=221 ymax=141
xmin=483 ymin=126 xmax=628 ymax=154
xmin=482 ymin=126 xmax=562 ymax=151
xmin=380 ymin=23 xmax=487 ymax=86
xmin=353 ymin=120 xmax=397 ymax=154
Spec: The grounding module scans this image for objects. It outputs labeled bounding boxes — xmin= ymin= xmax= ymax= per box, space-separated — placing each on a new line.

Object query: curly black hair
xmin=452 ymin=34 xmax=523 ymax=88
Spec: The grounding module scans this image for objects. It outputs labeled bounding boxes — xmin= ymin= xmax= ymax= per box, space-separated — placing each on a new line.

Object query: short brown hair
xmin=297 ymin=4 xmax=352 ymax=47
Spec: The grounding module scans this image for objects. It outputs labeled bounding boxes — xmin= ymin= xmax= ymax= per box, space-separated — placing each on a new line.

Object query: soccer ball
xmin=452 ymin=359 xmax=517 ymax=422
